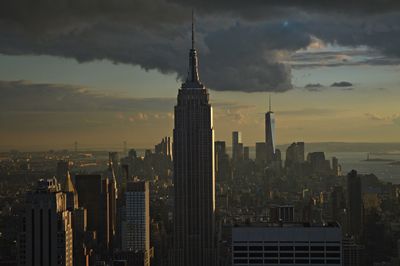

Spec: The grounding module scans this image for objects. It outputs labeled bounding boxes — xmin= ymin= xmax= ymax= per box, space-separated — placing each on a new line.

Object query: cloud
xmin=331 ymin=81 xmax=353 ymax=87
xmin=0 ymin=80 xmax=176 ymax=112
xmin=1 ymin=1 xmax=400 ymax=93
xmin=304 ymin=83 xmax=324 ymax=91
xmin=365 ymin=113 xmax=400 ymax=125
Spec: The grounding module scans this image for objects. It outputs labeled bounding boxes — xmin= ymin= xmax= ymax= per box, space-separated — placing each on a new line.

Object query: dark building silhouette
xmin=75 ymin=174 xmax=110 ymax=254
xmin=215 ymin=141 xmax=231 ymax=182
xmin=232 ymin=131 xmax=243 ymax=162
xmin=172 ymin=13 xmax=216 ymax=266
xmin=265 ymin=96 xmax=276 ymax=163
xmin=346 ymin=170 xmax=363 ymax=240
xmin=307 ymin=152 xmax=331 ymax=175
xmin=285 ymin=142 xmax=305 ymax=168
xmin=18 ymin=178 xmax=73 ymax=266
xmin=243 ymin=146 xmax=250 ymax=161
xmin=255 ymin=142 xmax=267 ymax=166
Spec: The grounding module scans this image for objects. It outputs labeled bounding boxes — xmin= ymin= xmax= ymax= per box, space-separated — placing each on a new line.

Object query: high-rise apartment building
xmin=18 ymin=178 xmax=73 ymax=266
xmin=122 ymin=181 xmax=150 ymax=252
xmin=120 ymin=181 xmax=152 ymax=266
xmin=172 ymin=13 xmax=216 ymax=266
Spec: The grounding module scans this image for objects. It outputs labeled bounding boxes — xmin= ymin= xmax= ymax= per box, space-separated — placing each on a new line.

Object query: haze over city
xmin=1 ymin=1 xmax=400 ymax=150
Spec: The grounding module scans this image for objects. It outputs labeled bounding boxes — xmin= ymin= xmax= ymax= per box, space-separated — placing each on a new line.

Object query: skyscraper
xmin=120 ymin=181 xmax=152 ymax=266
xmin=346 ymin=170 xmax=363 ymax=240
xmin=18 ymin=178 xmax=73 ymax=266
xmin=265 ymin=96 xmax=276 ymax=163
xmin=75 ymin=174 xmax=110 ymax=253
xmin=173 ymin=13 xmax=216 ymax=266
xmin=285 ymin=142 xmax=305 ymax=169
xmin=232 ymin=131 xmax=243 ymax=162
xmin=215 ymin=141 xmax=231 ymax=182
xmin=56 ymin=160 xmax=69 ymax=190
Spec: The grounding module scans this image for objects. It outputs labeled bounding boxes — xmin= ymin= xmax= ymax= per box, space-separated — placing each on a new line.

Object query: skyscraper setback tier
xmin=172 ymin=13 xmax=216 ymax=266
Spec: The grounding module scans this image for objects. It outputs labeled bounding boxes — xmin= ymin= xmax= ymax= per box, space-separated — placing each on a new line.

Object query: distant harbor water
xmin=326 ymin=152 xmax=400 ymax=184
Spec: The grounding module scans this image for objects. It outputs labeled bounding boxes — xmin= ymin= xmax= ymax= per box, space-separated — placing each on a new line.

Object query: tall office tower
xmin=215 ymin=141 xmax=231 ymax=182
xmin=232 ymin=222 xmax=342 ymax=266
xmin=243 ymin=146 xmax=250 ymax=161
xmin=307 ymin=152 xmax=331 ymax=175
xmin=332 ymin=157 xmax=341 ymax=176
xmin=75 ymin=174 xmax=110 ymax=253
xmin=232 ymin=131 xmax=244 ymax=162
xmin=173 ymin=13 xmax=216 ymax=266
xmin=346 ymin=170 xmax=363 ymax=240
xmin=120 ymin=181 xmax=152 ymax=266
xmin=107 ymin=158 xmax=118 ymax=251
xmin=18 ymin=178 xmax=73 ymax=266
xmin=265 ymin=96 xmax=276 ymax=163
xmin=56 ymin=160 xmax=69 ymax=190
xmin=329 ymin=186 xmax=346 ymax=223
xmin=285 ymin=142 xmax=305 ymax=168
xmin=255 ymin=142 xmax=267 ymax=166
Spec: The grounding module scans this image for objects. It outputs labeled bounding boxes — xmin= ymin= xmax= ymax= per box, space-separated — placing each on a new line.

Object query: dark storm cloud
xmin=331 ymin=81 xmax=353 ymax=87
xmin=1 ymin=1 xmax=400 ymax=92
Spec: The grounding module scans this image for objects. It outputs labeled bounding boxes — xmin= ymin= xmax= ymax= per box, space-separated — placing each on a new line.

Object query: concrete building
xmin=120 ymin=181 xmax=151 ymax=266
xmin=18 ymin=178 xmax=73 ymax=266
xmin=232 ymin=223 xmax=342 ymax=266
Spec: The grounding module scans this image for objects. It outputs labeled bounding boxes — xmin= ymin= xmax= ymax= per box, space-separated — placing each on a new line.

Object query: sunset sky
xmin=0 ymin=1 xmax=400 ymax=150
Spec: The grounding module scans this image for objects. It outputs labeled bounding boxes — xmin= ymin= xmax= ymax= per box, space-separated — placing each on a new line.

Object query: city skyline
xmin=1 ymin=2 xmax=400 ymax=150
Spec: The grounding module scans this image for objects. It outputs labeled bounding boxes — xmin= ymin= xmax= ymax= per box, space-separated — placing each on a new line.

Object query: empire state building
xmin=172 ymin=14 xmax=216 ymax=266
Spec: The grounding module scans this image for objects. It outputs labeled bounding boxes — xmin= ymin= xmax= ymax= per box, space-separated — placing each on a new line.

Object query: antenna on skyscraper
xmin=269 ymin=94 xmax=272 ymax=112
xmin=192 ymin=9 xmax=195 ymax=50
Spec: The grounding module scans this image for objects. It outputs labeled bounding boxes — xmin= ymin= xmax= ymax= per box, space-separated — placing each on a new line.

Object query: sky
xmin=0 ymin=0 xmax=400 ymax=151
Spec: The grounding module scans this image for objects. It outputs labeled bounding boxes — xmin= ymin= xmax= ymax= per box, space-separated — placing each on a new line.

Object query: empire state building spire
xmin=183 ymin=11 xmax=203 ymax=88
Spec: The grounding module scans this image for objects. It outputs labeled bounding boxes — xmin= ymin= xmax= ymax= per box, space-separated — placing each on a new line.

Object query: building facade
xmin=172 ymin=14 xmax=216 ymax=266
xmin=232 ymin=223 xmax=342 ymax=266
xmin=18 ymin=178 xmax=73 ymax=266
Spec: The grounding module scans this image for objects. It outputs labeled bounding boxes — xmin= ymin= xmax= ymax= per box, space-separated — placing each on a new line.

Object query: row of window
xmin=234 ymin=245 xmax=340 ymax=251
xmin=233 ymin=258 xmax=341 ymax=265
xmin=234 ymin=252 xmax=341 ymax=258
